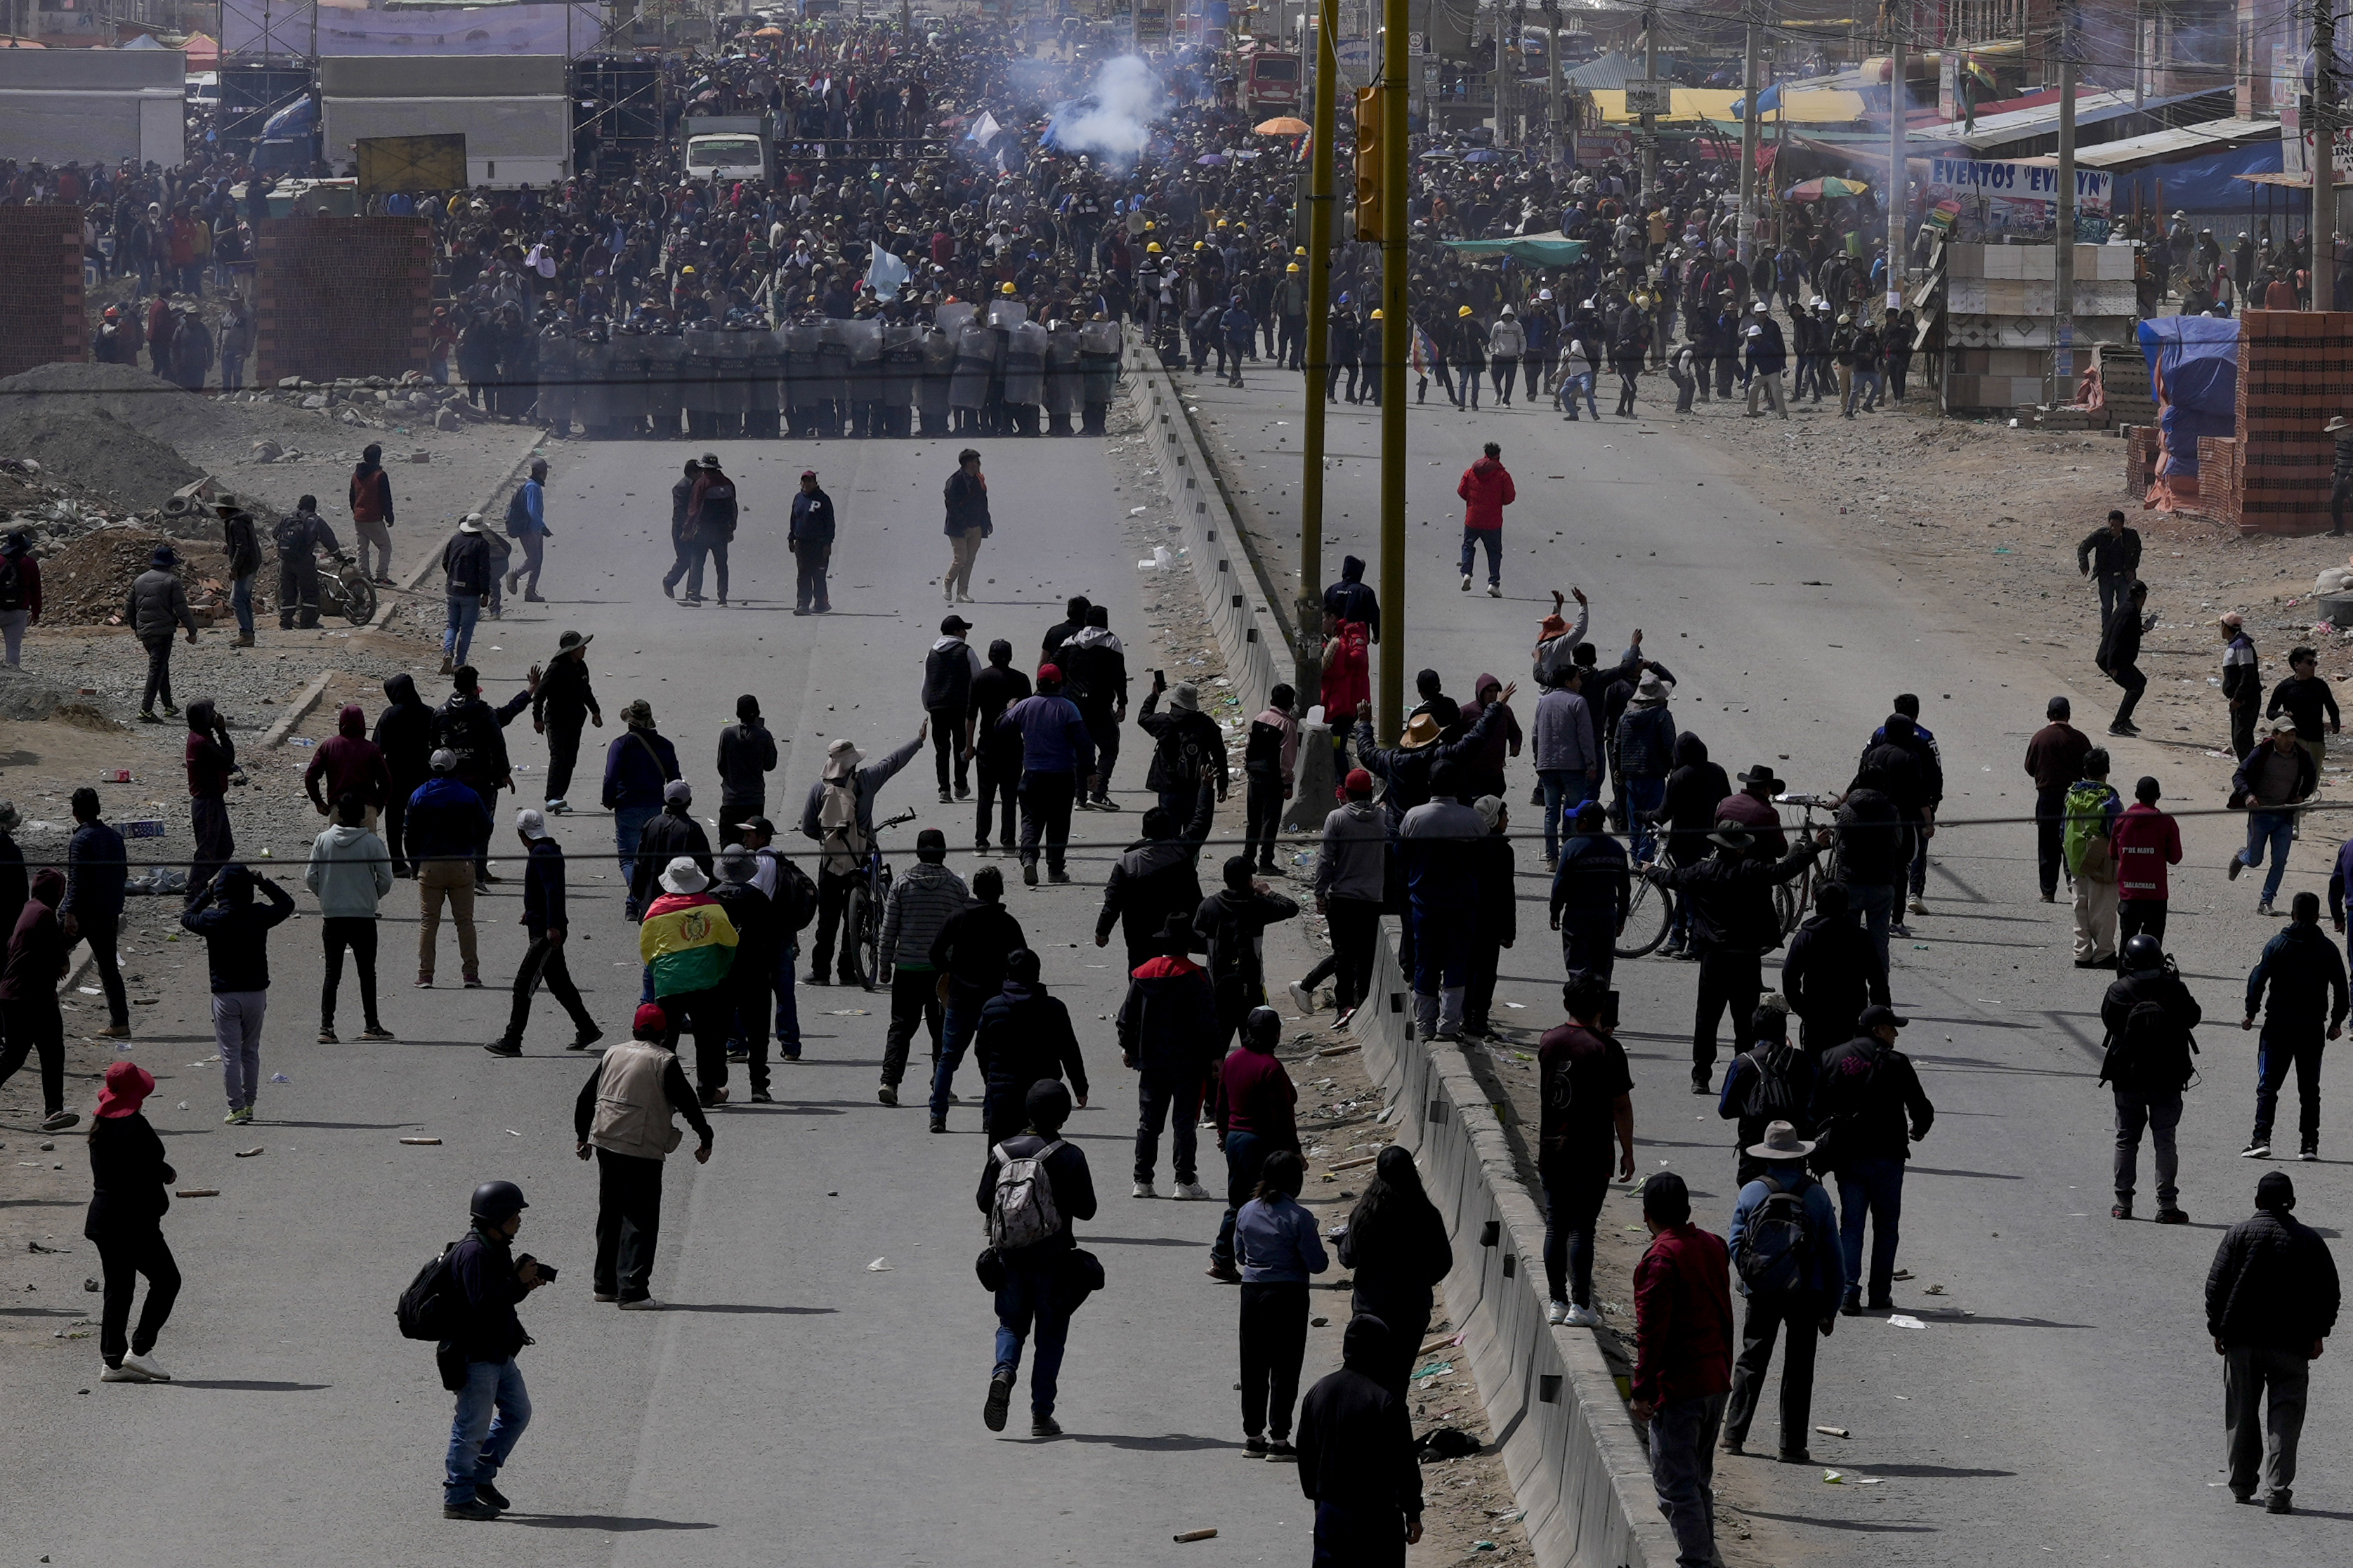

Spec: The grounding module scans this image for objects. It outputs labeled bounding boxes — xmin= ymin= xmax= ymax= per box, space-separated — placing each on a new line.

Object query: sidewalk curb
xmin=261 ymin=670 xmax=334 ymax=749
xmin=366 ymin=430 xmax=548 ymax=633
xmin=1346 ymin=922 xmax=1674 ymax=1568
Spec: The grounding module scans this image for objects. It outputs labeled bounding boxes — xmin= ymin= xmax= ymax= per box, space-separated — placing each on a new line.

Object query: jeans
xmin=992 ymin=1258 xmax=1072 ymax=1416
xmin=1536 ymin=768 xmax=1592 ymax=860
xmin=774 ymin=941 xmax=802 ymax=1056
xmin=881 ymin=966 xmax=944 ymax=1086
xmin=443 ymin=592 xmax=481 ymax=667
xmin=686 ymin=537 xmax=730 ymax=602
xmin=74 ymin=913 xmax=129 ymax=1027
xmin=95 ymin=1227 xmax=180 ymax=1366
xmin=229 ymin=573 xmax=255 ymax=638
xmin=1239 ymin=1280 xmax=1310 ymax=1437
xmin=1691 ymin=949 xmax=1762 ymax=1085
xmin=211 ymin=989 xmax=267 ymax=1111
xmin=140 ymin=631 xmax=176 ymax=713
xmin=1845 ymin=368 xmax=1883 ymax=413
xmin=444 ymin=1357 xmax=532 ymax=1506
xmin=1212 ymin=1128 xmax=1268 ymax=1265
xmin=1835 ymin=1157 xmax=1906 ymax=1303
xmin=501 ymin=933 xmax=597 ymax=1047
xmin=1017 ymin=769 xmax=1077 ymax=873
xmin=320 ymin=916 xmax=380 ymax=1032
xmin=1724 ymin=1289 xmax=1825 ymax=1456
xmin=1243 ymin=772 xmax=1284 ymax=867
xmin=1624 ymin=777 xmax=1665 ymax=863
xmin=2225 ymin=1345 xmax=2309 ymax=1501
xmin=2113 ymin=1090 xmax=2182 ymax=1209
xmin=2238 ymin=811 xmax=2295 ymax=904
xmin=1645 ymin=1391 xmax=1727 ymax=1568
xmin=2034 ymin=783 xmax=2069 ymax=897
xmin=931 ymin=980 xmax=985 ymax=1116
xmin=1134 ymin=1071 xmax=1203 ymax=1185
xmin=0 ymin=996 xmax=65 ymax=1114
xmin=1846 ymin=879 xmax=1894 ymax=971
xmin=510 ymin=533 xmax=544 ymax=598
xmin=612 ymin=803 xmax=660 ymax=919
xmin=2253 ymin=1025 xmax=2326 ymax=1148
xmin=1541 ymin=1156 xmax=1611 ymax=1306
xmin=2095 ymin=572 xmax=2131 ymax=635
xmin=1457 ymin=527 xmax=1500 ymax=586
xmin=1559 ymin=369 xmax=1598 ymax=416
xmin=593 ymin=1147 xmax=664 ymax=1301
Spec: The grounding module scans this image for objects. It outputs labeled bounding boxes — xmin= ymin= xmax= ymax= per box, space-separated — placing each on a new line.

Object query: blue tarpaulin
xmin=2109 ymin=139 xmax=2283 ymax=216
xmin=2139 ymin=314 xmax=2239 ymax=480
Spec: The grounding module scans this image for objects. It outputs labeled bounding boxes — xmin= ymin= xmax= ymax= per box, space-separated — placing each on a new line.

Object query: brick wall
xmin=254 ymin=216 xmax=433 ymax=386
xmin=0 ymin=206 xmax=87 ymax=380
xmin=2217 ymin=310 xmax=2349 ymax=535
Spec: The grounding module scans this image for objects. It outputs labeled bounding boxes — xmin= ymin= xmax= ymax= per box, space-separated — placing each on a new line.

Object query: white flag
xmin=865 ymin=246 xmax=910 ymax=301
xmin=967 ymin=110 xmax=1002 ymax=145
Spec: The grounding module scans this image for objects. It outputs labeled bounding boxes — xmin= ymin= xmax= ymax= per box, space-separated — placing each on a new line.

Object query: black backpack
xmin=503 ymin=485 xmax=532 ymax=536
xmin=395 ymin=1240 xmax=461 ymax=1341
xmin=2101 ymin=996 xmax=2196 ymax=1093
xmin=1741 ymin=1041 xmax=1801 ymax=1121
xmin=1736 ymin=1173 xmax=1811 ymax=1296
xmin=0 ymin=554 xmax=20 ymax=614
xmin=769 ymin=850 xmax=820 ymax=935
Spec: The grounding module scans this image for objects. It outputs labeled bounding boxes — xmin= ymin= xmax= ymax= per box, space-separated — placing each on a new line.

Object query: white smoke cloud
xmin=1043 ymin=55 xmax=1167 ymax=171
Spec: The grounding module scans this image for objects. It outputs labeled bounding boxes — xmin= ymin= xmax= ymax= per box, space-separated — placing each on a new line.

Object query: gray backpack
xmin=988 ymin=1140 xmax=1066 ymax=1251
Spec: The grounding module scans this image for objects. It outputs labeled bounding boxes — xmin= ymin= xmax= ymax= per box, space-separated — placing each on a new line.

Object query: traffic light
xmin=1354 ymin=84 xmax=1382 ymax=241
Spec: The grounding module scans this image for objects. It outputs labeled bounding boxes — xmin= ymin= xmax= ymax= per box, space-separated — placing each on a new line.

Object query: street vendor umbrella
xmin=1254 ymin=115 xmax=1310 ymax=136
xmin=1782 ymin=176 xmax=1870 ymax=201
xmin=754 ymin=25 xmax=784 ymax=36
xmin=1196 ymin=152 xmax=1229 ymax=165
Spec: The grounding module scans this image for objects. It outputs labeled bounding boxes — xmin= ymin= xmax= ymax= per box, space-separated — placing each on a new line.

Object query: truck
xmin=682 ymin=112 xmax=775 ymax=186
xmin=320 ymin=54 xmax=569 ymax=188
xmin=1240 ymin=48 xmax=1301 ymax=117
xmin=0 ymin=48 xmax=184 ymax=169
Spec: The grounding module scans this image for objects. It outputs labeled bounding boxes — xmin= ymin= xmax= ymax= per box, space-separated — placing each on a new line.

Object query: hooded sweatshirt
xmin=1296 ymin=1316 xmax=1422 ymax=1519
xmin=0 ymin=869 xmax=66 ymax=1002
xmin=1314 ymin=798 xmax=1387 ymax=902
xmin=305 ymin=820 xmax=395 ymax=918
xmin=178 ymin=867 xmax=296 ymax=992
xmin=1456 ymin=454 xmax=1516 ymax=532
xmin=373 ymin=674 xmax=435 ymax=789
xmin=306 ymin=703 xmax=392 ymax=813
xmin=1115 ymin=952 xmax=1219 ymax=1076
xmin=1323 ymin=554 xmax=1379 ymax=638
xmin=184 ymin=700 xmax=235 ymax=798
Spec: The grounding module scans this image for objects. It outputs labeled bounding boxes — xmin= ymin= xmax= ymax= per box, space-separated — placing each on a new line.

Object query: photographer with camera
xmin=438 ymin=1180 xmax=552 ymax=1520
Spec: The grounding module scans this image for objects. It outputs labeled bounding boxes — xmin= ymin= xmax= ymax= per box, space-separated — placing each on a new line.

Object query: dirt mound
xmin=38 ymin=524 xmax=237 ymax=628
xmin=0 ymin=403 xmax=204 ymax=515
xmin=0 ymin=362 xmax=238 ymax=449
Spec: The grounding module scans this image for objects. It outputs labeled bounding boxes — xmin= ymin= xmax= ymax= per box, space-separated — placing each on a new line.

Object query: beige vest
xmin=589 ymin=1039 xmax=686 ymax=1160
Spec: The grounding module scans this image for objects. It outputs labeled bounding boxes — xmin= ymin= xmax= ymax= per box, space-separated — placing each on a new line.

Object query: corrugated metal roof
xmin=1904 ymin=86 xmax=2228 ymax=152
xmin=2070 ymin=116 xmax=2281 ymax=169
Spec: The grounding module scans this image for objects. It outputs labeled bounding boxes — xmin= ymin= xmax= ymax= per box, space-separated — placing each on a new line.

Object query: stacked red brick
xmin=2125 ymin=424 xmax=2160 ymax=497
xmin=0 ymin=206 xmax=87 ymax=379
xmin=2214 ymin=310 xmax=2349 ymax=535
xmin=254 ymin=216 xmax=433 ymax=386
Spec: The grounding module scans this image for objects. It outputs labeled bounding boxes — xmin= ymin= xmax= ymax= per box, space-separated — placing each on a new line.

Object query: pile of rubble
xmin=234 ymin=371 xmax=492 ymax=435
xmin=37 ymin=523 xmax=244 ymax=628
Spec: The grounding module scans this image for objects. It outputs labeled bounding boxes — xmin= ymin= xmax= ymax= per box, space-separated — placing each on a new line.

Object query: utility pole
xmin=2319 ymin=0 xmax=2338 ymax=312
xmin=1736 ymin=5 xmax=1760 ymax=265
xmin=2054 ymin=0 xmax=2076 ymax=396
xmin=1640 ymin=5 xmax=1658 ymax=205
xmin=1545 ymin=0 xmax=1561 ymax=162
xmin=1885 ymin=3 xmax=1904 ymax=318
xmin=1378 ymin=0 xmax=1408 ymax=741
xmin=1296 ymin=0 xmax=1337 ymax=701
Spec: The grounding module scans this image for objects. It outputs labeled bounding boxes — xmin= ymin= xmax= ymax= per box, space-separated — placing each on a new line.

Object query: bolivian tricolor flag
xmin=639 ymin=891 xmax=739 ymax=996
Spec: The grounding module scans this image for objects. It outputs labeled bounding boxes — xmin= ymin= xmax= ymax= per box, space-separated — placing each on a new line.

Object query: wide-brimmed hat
xmin=1631 ymin=673 xmax=1672 ymax=706
xmin=150 ymin=545 xmax=179 ymax=567
xmin=1168 ymin=682 xmax=1200 ymax=712
xmin=824 ymin=737 xmax=863 ymax=779
xmin=1707 ymin=822 xmax=1755 ymax=850
xmin=95 ymin=1061 xmax=155 ymax=1119
xmin=718 ymin=843 xmax=756 ymax=883
xmin=457 ymin=513 xmax=484 ymax=534
xmin=557 ymin=630 xmax=591 ymax=652
xmin=1745 ymin=1119 xmax=1816 ymax=1161
xmin=2330 ymin=415 xmax=2351 ymax=434
xmin=1398 ymin=712 xmax=1443 ymax=750
xmin=658 ymin=856 xmax=709 ymax=895
xmin=1736 ymin=763 xmax=1783 ymax=789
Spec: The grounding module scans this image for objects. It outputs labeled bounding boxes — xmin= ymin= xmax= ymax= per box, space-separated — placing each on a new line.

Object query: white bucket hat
xmin=658 ymin=857 xmax=709 ymax=895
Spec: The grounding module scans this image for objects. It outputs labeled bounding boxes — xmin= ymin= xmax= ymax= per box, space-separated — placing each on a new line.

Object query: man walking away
xmin=799 ymin=728 xmax=925 ymax=979
xmin=1811 ymin=1006 xmax=1936 ymax=1314
xmin=575 ymin=1004 xmax=713 ymax=1312
xmin=2231 ymin=718 xmax=2316 ymax=916
xmin=1119 ymin=913 xmax=1219 ymax=1199
xmin=1195 ymin=857 xmax=1303 ymax=1055
xmin=923 ymin=616 xmax=983 ymax=803
xmin=1722 ymin=1121 xmax=1844 ymax=1463
xmin=1550 ymin=801 xmax=1631 ymax=987
xmin=2099 ymin=933 xmax=2200 ymax=1222
xmin=928 ymin=864 xmax=1026 ymax=1132
xmin=2205 ymin=1172 xmax=2339 ymax=1513
xmin=0 ymin=869 xmax=74 ymax=1131
xmin=1242 ymin=685 xmax=1297 ymax=873
xmin=1456 ymin=441 xmax=1514 ymax=597
xmin=2241 ymin=891 xmax=2349 ymax=1161
xmin=61 ymin=788 xmax=130 ymax=1039
xmin=2025 ymin=696 xmax=2093 ymax=901
xmin=877 ymin=829 xmax=968 ymax=1106
xmin=1209 ymin=1007 xmax=1300 ymax=1282
xmin=969 ymin=640 xmax=1031 ymax=855
xmin=1540 ymin=973 xmax=1637 ymax=1327
xmin=789 ymin=470 xmax=836 ymax=615
xmin=1779 ymin=884 xmax=1888 ymax=1055
xmin=438 ymin=1180 xmax=549 ymax=1520
xmin=629 ymin=781 xmax=712 ymax=932
xmin=486 ymin=809 xmax=602 ymax=1058
xmin=2066 ymin=750 xmax=2125 ymax=968
xmin=502 ymin=459 xmax=550 ymax=603
xmin=408 ymin=750 xmax=492 ymax=989
xmin=709 ymin=845 xmax=778 ymax=1100
xmin=2098 ymin=581 xmax=2151 ymax=737
xmin=1646 ymin=824 xmax=1826 ymax=1093
xmin=349 ymin=442 xmax=396 ymax=586
xmin=1063 ymin=607 xmax=1129 ymax=810
xmin=1295 ymin=769 xmax=1385 ymax=1025
xmin=532 ymin=631 xmax=600 ymax=815
xmin=1630 ymin=1171 xmax=1734 ymax=1568
xmin=2112 ymin=775 xmax=2182 ymax=944
xmin=179 ymin=865 xmax=296 ymax=1125
xmin=602 ymin=700 xmax=681 ymax=920
xmin=305 ymin=793 xmax=394 ymax=1044
xmin=641 ymin=857 xmax=740 ymax=1105
xmin=304 ymin=703 xmax=391 ymax=829
xmin=1295 ymin=1315 xmax=1424 ymax=1566
xmin=1718 ymin=1001 xmax=1819 ymax=1184
xmin=2078 ymin=508 xmax=2142 ymax=636
xmin=998 ymin=671 xmax=1092 ymax=886
xmin=978 ymin=1079 xmax=1097 ymax=1438
xmin=2222 ymin=613 xmax=2262 ymax=760
xmin=714 ymin=695 xmax=778 ymax=847
xmin=1137 ymin=671 xmax=1229 ymax=817
xmin=972 ymin=949 xmax=1089 ymax=1144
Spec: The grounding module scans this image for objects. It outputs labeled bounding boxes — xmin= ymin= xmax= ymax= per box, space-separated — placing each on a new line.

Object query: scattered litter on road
xmin=84 ymin=1278 xmax=100 ymax=1292
xmin=1172 ymin=1528 xmax=1218 ymax=1543
xmin=175 ymin=1102 xmax=188 ymax=1111
xmin=27 ymin=1240 xmax=61 ymax=1253
xmin=235 ymin=1147 xmax=263 ymax=1159
xmin=1887 ymin=1315 xmax=1927 ymax=1329
xmin=399 ymin=1137 xmax=441 ymax=1146
xmin=1923 ymin=1284 xmax=1945 ymax=1296
xmin=825 ymin=1008 xmax=870 ymax=1017
xmin=269 ymin=1072 xmax=290 ymax=1083
xmin=1412 ymin=1360 xmax=1454 ymax=1382
xmin=504 ymin=1128 xmax=521 ymax=1137
xmin=1821 ymin=1470 xmax=1882 ymax=1485
xmin=1816 ymin=1425 xmax=1850 ymax=1439
xmin=175 ymin=1188 xmax=220 ymax=1198
xmin=866 ymin=1257 xmax=894 ymax=1272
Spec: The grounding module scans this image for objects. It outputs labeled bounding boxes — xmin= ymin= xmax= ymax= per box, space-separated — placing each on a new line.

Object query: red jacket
xmin=1214 ymin=1041 xmax=1298 ymax=1148
xmin=1456 ymin=456 xmax=1516 ymax=532
xmin=305 ymin=703 xmax=393 ymax=812
xmin=2110 ymin=801 xmax=2182 ymax=902
xmin=1630 ymin=1223 xmax=1733 ymax=1406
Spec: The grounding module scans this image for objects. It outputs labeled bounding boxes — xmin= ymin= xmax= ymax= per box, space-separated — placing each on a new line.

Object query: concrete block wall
xmin=254 ymin=216 xmax=434 ymax=386
xmin=2190 ymin=310 xmax=2353 ymax=534
xmin=0 ymin=206 xmax=87 ymax=380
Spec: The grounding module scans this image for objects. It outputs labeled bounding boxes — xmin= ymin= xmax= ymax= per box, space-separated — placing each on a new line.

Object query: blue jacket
xmin=601 ymin=727 xmax=681 ymax=811
xmin=1398 ymin=798 xmax=1486 ymax=911
xmin=1728 ymin=1167 xmax=1845 ymax=1299
xmin=62 ymin=819 xmax=127 ymax=922
xmin=1615 ymin=704 xmax=1679 ymax=780
xmin=996 ymin=692 xmax=1096 ymax=776
xmin=1550 ymin=831 xmax=1630 ymax=927
xmin=405 ymin=776 xmax=494 ymax=864
xmin=521 ymin=836 xmax=568 ymax=937
xmin=1235 ymin=1192 xmax=1330 ymax=1284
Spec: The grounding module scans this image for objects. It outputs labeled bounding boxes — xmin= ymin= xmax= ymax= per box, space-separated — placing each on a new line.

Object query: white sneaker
xmin=100 ymin=1359 xmax=152 ymax=1382
xmin=617 ymin=1296 xmax=663 ymax=1311
xmin=123 ymin=1350 xmax=170 ymax=1381
xmin=1460 ymin=573 xmax=1472 ymax=591
xmin=1287 ymin=980 xmax=1317 ymax=1015
xmin=1487 ymin=584 xmax=1502 ymax=598
xmin=1132 ymin=1181 xmax=1158 ymax=1199
xmin=1907 ymin=895 xmax=1928 ymax=915
xmin=1174 ymin=1180 xmax=1214 ymax=1201
xmin=1547 ymin=1298 xmax=1571 ymax=1326
xmin=1563 ymin=1303 xmax=1604 ymax=1327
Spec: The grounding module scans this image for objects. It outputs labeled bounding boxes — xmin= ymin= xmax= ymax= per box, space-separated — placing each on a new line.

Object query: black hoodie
xmin=374 ymin=673 xmax=435 ymax=789
xmin=1323 ymin=555 xmax=1380 ymax=640
xmin=1296 ymin=1315 xmax=1422 ymax=1518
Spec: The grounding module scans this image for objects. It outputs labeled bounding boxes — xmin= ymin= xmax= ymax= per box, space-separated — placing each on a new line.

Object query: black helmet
xmin=469 ymin=1180 xmax=530 ymax=1225
xmin=2121 ymin=933 xmax=2163 ymax=973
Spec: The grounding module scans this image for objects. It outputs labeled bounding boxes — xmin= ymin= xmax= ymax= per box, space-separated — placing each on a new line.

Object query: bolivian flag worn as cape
xmin=639 ymin=891 xmax=739 ymax=998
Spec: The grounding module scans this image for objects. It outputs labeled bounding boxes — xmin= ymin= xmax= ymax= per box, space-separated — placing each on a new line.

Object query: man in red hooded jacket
xmin=1455 ymin=441 xmax=1516 ymax=598
xmin=304 ymin=704 xmax=392 ymax=827
xmin=1631 ymin=1171 xmax=1734 ymax=1568
xmin=2111 ymin=774 xmax=2182 ymax=944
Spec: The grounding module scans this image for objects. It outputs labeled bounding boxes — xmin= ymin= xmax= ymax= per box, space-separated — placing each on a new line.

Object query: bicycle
xmin=1770 ymin=792 xmax=1837 ymax=938
xmin=844 ymin=809 xmax=917 ymax=993
xmin=1614 ymin=799 xmax=1677 ymax=959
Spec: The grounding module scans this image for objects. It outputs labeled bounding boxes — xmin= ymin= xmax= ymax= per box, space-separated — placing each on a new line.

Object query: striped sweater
xmin=880 ymin=862 xmax=971 ymax=973
xmin=638 ymin=890 xmax=739 ymax=998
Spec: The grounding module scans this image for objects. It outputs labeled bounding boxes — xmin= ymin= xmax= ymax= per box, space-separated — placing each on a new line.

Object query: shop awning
xmin=1441 ymin=232 xmax=1589 ymax=265
xmin=2071 ymin=116 xmax=2279 ymax=169
xmin=1586 ymin=86 xmax=1864 ymax=125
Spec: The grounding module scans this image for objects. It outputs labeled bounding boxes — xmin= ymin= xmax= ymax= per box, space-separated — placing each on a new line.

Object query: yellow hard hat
xmin=1144 ymin=220 xmax=1155 ymax=230
xmin=1370 ymin=308 xmax=1383 ymax=319
xmin=1295 ymin=246 xmax=1306 ymax=256
xmin=1193 ymin=241 xmax=1206 ymax=251
xmin=1217 ymin=218 xmax=1230 ymax=228
xmin=1287 ymin=263 xmax=1300 ymax=272
xmin=1001 ymin=282 xmax=1018 ymax=295
xmin=1457 ymin=305 xmax=1474 ymax=317
xmin=1146 ymin=241 xmax=1163 ymax=253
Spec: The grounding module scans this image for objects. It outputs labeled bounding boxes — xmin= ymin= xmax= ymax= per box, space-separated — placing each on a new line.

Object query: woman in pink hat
xmin=86 ymin=1061 xmax=181 ymax=1383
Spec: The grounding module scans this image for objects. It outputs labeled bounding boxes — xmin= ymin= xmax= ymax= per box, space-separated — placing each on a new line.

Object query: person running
xmin=1811 ymin=1005 xmax=1936 ymax=1315
xmin=788 ymin=469 xmax=837 ymax=615
xmin=485 ymin=808 xmax=603 ymax=1058
xmin=407 ymin=749 xmax=492 ymax=989
xmin=304 ymin=792 xmax=394 ymax=1044
xmin=1118 ymin=913 xmax=1219 ymax=1200
xmin=1233 ymin=1147 xmax=1328 ymax=1458
xmin=531 ymin=630 xmax=601 ymax=816
xmin=2205 ymin=1171 xmax=2340 ymax=1513
xmin=978 ymin=1079 xmax=1097 ymax=1438
xmin=2267 ymin=645 xmax=2341 ymax=770
xmin=1722 ymin=1119 xmax=1844 ymax=1463
xmin=2231 ymin=718 xmax=2317 ymax=916
xmin=877 ymin=829 xmax=969 ymax=1107
xmin=799 ymin=727 xmax=924 ymax=980
xmin=0 ymin=869 xmax=74 ymax=1131
xmin=86 ymin=1061 xmax=181 ymax=1384
xmin=943 ymin=448 xmax=991 ymax=603
xmin=2076 ymin=508 xmax=2142 ymax=636
xmin=1295 ymin=1315 xmax=1424 ymax=1564
xmin=1291 ymin=768 xmax=1384 ymax=1027
xmin=573 ymin=1003 xmax=714 ymax=1312
xmin=60 ymin=788 xmax=129 ymax=1040
xmin=1456 ymin=441 xmax=1515 ymax=598
xmin=1540 ymin=973 xmax=1637 ymax=1328
xmin=2241 ymin=890 xmax=2349 ymax=1161
xmin=2098 ymin=580 xmax=2150 ymax=737
xmin=438 ymin=1180 xmax=549 ymax=1520
xmin=1629 ymin=1171 xmax=1734 ymax=1568
xmin=179 ymin=864 xmax=297 ymax=1126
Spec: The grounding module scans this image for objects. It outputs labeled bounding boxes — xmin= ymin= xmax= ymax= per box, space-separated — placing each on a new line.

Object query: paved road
xmin=6 ymin=431 xmax=1362 ymax=1567
xmin=1176 ymin=364 xmax=2352 ymax=1564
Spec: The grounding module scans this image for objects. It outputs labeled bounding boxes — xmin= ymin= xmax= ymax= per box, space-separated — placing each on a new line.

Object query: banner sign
xmin=1927 ymin=157 xmax=2111 ymax=236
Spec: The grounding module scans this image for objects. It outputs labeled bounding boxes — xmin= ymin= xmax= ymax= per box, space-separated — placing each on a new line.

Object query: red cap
xmin=1342 ymin=767 xmax=1375 ymax=798
xmin=1037 ymin=663 xmax=1062 ymax=684
xmin=632 ymin=1003 xmax=669 ymax=1039
xmin=96 ymin=1060 xmax=155 ymax=1119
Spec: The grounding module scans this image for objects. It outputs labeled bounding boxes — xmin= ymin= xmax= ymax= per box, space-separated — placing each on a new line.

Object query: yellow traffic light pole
xmin=1376 ymin=1 xmax=1408 ymax=742
xmin=1297 ymin=0 xmax=1338 ymax=703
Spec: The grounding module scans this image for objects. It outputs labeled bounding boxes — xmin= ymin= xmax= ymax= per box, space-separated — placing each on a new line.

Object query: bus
xmin=1243 ymin=48 xmax=1301 ymax=117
